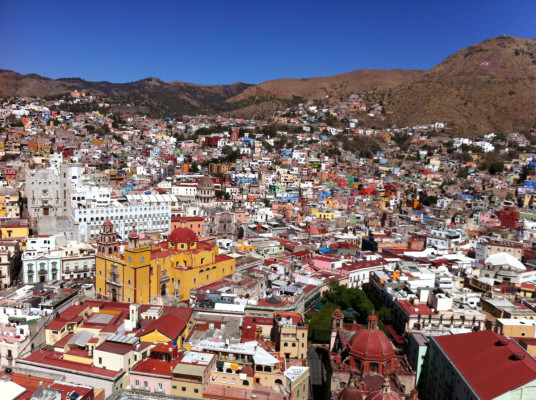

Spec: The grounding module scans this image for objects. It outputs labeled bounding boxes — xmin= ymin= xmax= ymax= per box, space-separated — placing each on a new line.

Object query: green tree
xmin=262 ymin=141 xmax=274 ymax=152
xmin=422 ymin=195 xmax=438 ymax=206
xmin=237 ymin=227 xmax=244 ymax=240
xmin=457 ymin=167 xmax=469 ymax=179
xmin=489 ymin=161 xmax=504 ymax=175
xmin=189 ymin=162 xmax=200 ymax=173
xmin=222 ymin=145 xmax=234 ymax=156
xmin=262 ymin=125 xmax=277 ymax=137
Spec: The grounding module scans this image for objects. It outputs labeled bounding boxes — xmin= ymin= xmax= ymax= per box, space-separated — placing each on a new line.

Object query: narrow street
xmin=307 ymin=347 xmax=331 ymax=400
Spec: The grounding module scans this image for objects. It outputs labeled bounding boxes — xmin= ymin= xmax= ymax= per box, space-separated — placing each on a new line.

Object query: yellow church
xmin=95 ymin=220 xmax=235 ymax=303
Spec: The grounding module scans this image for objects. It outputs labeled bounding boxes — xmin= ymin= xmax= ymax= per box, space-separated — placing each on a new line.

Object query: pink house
xmin=479 ymin=212 xmax=500 ymax=228
xmin=130 ymin=343 xmax=179 ymax=394
xmin=312 ymin=256 xmax=343 ymax=272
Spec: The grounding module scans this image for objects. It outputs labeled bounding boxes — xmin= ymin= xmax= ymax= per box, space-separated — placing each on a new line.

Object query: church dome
xmin=347 ymin=315 xmax=395 ymax=361
xmin=168 ymin=227 xmax=198 ymax=243
xmin=197 ymin=176 xmax=215 ymax=190
xmin=339 ymin=379 xmax=363 ymax=400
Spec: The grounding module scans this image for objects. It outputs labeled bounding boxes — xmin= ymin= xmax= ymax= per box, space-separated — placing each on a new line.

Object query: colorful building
xmin=95 ymin=222 xmax=235 ymax=303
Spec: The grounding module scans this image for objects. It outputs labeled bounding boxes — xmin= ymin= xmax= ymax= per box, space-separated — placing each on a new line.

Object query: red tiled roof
xmin=131 ymin=358 xmax=178 ymax=376
xmin=95 ymin=341 xmax=135 ymax=355
xmin=0 ymin=372 xmax=54 ymax=399
xmin=137 ymin=308 xmax=193 ymax=340
xmin=22 ymin=349 xmax=122 ymax=378
xmin=435 ymin=330 xmax=536 ymax=400
xmin=397 ymin=300 xmax=435 ymax=316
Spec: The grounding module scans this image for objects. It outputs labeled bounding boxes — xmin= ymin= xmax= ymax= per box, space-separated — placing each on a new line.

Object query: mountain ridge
xmin=1 ymin=35 xmax=535 ymax=132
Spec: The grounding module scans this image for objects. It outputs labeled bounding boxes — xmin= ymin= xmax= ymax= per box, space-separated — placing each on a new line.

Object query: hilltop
xmin=382 ymin=36 xmax=536 ymax=134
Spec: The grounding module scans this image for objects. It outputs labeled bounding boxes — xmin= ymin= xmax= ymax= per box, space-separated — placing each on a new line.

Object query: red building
xmin=496 ymin=206 xmax=520 ymax=229
xmin=330 ymin=312 xmax=417 ymax=399
xmin=204 ymin=136 xmax=222 ymax=147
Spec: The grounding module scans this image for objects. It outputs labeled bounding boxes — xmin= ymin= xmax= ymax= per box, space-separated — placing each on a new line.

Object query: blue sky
xmin=0 ymin=1 xmax=534 ymax=85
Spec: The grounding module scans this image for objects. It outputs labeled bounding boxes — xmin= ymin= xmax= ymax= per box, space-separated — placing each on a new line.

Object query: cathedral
xmin=95 ymin=221 xmax=235 ymax=304
xmin=193 ymin=175 xmax=241 ymax=241
xmin=330 ymin=310 xmax=418 ymax=400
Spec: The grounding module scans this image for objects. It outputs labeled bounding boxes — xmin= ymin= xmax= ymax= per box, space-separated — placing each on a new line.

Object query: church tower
xmin=128 ymin=225 xmax=140 ymax=249
xmin=331 ymin=308 xmax=345 ymax=351
xmin=97 ymin=220 xmax=118 ymax=256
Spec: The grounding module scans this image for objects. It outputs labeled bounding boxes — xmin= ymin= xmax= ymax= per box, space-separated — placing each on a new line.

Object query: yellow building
xmin=0 ymin=194 xmax=20 ymax=218
xmin=274 ymin=312 xmax=308 ymax=360
xmin=311 ymin=209 xmax=335 ymax=220
xmin=497 ymin=318 xmax=536 ymax=338
xmin=95 ymin=222 xmax=235 ymax=303
xmin=0 ymin=218 xmax=29 ymax=239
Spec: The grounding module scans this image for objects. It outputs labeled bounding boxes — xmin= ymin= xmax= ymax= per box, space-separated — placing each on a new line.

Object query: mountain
xmin=383 ymin=36 xmax=536 ymax=133
xmin=1 ymin=35 xmax=535 ymax=132
xmin=0 ymin=67 xmax=420 ymax=117
xmin=228 ymin=69 xmax=422 ymax=101
xmin=0 ymin=70 xmax=253 ymax=115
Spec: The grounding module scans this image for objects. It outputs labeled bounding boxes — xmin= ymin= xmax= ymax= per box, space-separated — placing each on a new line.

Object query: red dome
xmin=339 ymin=385 xmax=363 ymax=400
xmin=347 ymin=317 xmax=395 ymax=361
xmin=168 ymin=227 xmax=198 ymax=243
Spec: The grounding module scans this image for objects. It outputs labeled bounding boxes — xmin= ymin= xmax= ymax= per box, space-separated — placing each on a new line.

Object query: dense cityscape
xmin=1 ymin=1 xmax=536 ymax=398
xmin=0 ymin=83 xmax=534 ymax=400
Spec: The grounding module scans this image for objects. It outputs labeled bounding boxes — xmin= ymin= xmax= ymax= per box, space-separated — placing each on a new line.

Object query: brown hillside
xmin=384 ymin=36 xmax=536 ymax=134
xmin=229 ymin=69 xmax=422 ymax=101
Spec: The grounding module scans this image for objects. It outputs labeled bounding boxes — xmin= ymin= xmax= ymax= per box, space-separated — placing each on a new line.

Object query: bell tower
xmin=97 ymin=220 xmax=118 ymax=256
xmin=128 ymin=225 xmax=140 ymax=249
xmin=331 ymin=308 xmax=345 ymax=351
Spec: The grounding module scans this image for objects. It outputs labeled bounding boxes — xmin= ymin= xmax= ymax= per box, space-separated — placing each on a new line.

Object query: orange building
xmin=171 ymin=216 xmax=205 ymax=236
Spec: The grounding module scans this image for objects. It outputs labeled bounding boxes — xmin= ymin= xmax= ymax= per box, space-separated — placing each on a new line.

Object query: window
xmin=158 ymin=383 xmax=163 ymax=392
xmin=135 ymin=380 xmax=139 ymax=388
xmin=182 ymin=387 xmax=186 ymax=392
xmin=144 ymin=381 xmax=149 ymax=390
xmin=284 ymin=342 xmax=288 ymax=347
xmin=194 ymin=388 xmax=199 ymax=393
xmin=98 ymin=357 xmax=102 ymax=364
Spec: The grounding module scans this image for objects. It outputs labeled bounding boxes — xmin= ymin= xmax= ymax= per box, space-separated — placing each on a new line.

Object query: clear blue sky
xmin=1 ymin=1 xmax=534 ymax=85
